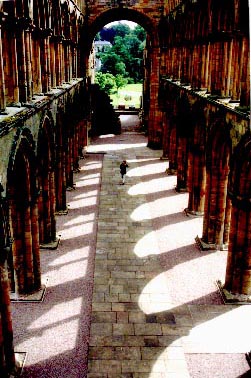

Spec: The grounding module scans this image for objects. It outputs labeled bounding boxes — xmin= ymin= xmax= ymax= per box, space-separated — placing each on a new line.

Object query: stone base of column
xmin=10 ymin=352 xmax=27 ymax=377
xmin=166 ymin=168 xmax=177 ymax=175
xmin=245 ymin=351 xmax=251 ymax=368
xmin=175 ymin=186 xmax=188 ymax=193
xmin=160 ymin=156 xmax=169 ymax=160
xmin=195 ymin=235 xmax=217 ymax=251
xmin=147 ymin=141 xmax=162 ymax=150
xmin=40 ymin=236 xmax=60 ymax=250
xmin=216 ymin=280 xmax=251 ymax=305
xmin=184 ymin=208 xmax=204 ymax=217
xmin=55 ymin=209 xmax=68 ymax=215
xmin=10 ymin=278 xmax=48 ymax=303
xmin=66 ymin=184 xmax=76 ymax=191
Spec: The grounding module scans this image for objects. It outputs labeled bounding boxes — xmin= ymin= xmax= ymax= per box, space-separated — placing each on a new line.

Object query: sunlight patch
xmin=60 ymin=222 xmax=94 ymax=239
xmin=128 ymin=162 xmax=167 ymax=177
xmin=84 ymin=162 xmax=102 ymax=170
xmin=22 ymin=319 xmax=80 ymax=363
xmin=28 ymin=297 xmax=82 ymax=329
xmin=188 ymin=306 xmax=251 ymax=353
xmin=134 ymin=231 xmax=159 ymax=257
xmin=76 ymin=177 xmax=100 ymax=188
xmin=70 ymin=196 xmax=98 ymax=208
xmin=130 ymin=203 xmax=151 ymax=221
xmin=81 ymin=173 xmax=100 ymax=179
xmin=99 ymin=134 xmax=115 ymax=138
xmin=87 ymin=142 xmax=146 ymax=153
xmin=48 ymin=260 xmax=88 ymax=284
xmin=128 ymin=178 xmax=168 ymax=195
xmin=138 ymin=273 xmax=173 ymax=314
xmin=49 ymin=247 xmax=90 ymax=266
xmin=74 ymin=190 xmax=98 ymax=199
xmin=63 ymin=214 xmax=95 ymax=226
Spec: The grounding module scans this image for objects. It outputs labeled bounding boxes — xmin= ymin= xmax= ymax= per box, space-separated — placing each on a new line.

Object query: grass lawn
xmin=110 ymin=83 xmax=142 ymax=108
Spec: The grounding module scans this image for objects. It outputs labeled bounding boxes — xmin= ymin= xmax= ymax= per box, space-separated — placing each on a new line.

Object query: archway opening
xmin=94 ymin=20 xmax=145 ymax=110
xmin=83 ymin=8 xmax=155 ymax=136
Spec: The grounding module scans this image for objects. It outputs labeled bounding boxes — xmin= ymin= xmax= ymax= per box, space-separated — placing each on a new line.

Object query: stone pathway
xmin=11 ymin=129 xmax=251 ymax=377
xmin=87 ymin=132 xmax=251 ymax=378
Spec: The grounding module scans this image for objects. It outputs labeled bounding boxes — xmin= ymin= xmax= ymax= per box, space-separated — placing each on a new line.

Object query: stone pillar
xmin=161 ymin=112 xmax=170 ymax=159
xmin=40 ymin=32 xmax=52 ymax=93
xmin=63 ymin=41 xmax=70 ymax=82
xmin=0 ymin=11 xmax=19 ymax=105
xmin=201 ymin=128 xmax=231 ymax=250
xmin=176 ymin=137 xmax=188 ymax=192
xmin=55 ymin=118 xmax=67 ymax=212
xmin=49 ymin=169 xmax=57 ymax=241
xmin=53 ymin=36 xmax=63 ymax=86
xmin=147 ymin=46 xmax=163 ymax=149
xmin=39 ymin=167 xmax=56 ymax=245
xmin=30 ymin=197 xmax=41 ymax=290
xmin=210 ymin=41 xmax=223 ymax=96
xmin=224 ymin=135 xmax=251 ymax=296
xmin=50 ymin=39 xmax=56 ymax=88
xmin=239 ymin=36 xmax=250 ymax=107
xmin=187 ymin=127 xmax=206 ymax=215
xmin=31 ymin=36 xmax=42 ymax=95
xmin=0 ymin=19 xmax=6 ymax=112
xmin=0 ymin=189 xmax=16 ymax=376
xmin=166 ymin=126 xmax=177 ymax=175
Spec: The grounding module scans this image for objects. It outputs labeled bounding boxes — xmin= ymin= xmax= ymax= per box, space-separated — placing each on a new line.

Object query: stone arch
xmin=224 ymin=133 xmax=251 ymax=295
xmin=85 ymin=7 xmax=156 ymax=54
xmin=37 ymin=113 xmax=57 ymax=245
xmin=202 ymin=114 xmax=232 ymax=249
xmin=7 ymin=128 xmax=41 ymax=295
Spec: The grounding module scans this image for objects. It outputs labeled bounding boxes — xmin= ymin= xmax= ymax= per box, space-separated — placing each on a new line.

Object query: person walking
xmin=120 ymin=160 xmax=129 ymax=185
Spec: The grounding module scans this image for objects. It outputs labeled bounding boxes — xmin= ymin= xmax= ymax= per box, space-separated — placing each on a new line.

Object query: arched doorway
xmin=81 ymin=7 xmax=162 ymax=146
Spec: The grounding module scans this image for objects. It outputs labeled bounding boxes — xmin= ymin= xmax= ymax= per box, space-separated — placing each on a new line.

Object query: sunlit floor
xmin=11 ymin=126 xmax=251 ymax=378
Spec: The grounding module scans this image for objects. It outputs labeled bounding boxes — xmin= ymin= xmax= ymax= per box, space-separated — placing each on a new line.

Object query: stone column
xmin=0 ymin=18 xmax=6 ymax=112
xmin=201 ymin=129 xmax=231 ymax=250
xmin=176 ymin=137 xmax=188 ymax=192
xmin=147 ymin=46 xmax=163 ymax=149
xmin=239 ymin=36 xmax=250 ymax=107
xmin=50 ymin=39 xmax=56 ymax=88
xmin=49 ymin=168 xmax=57 ymax=242
xmin=166 ymin=125 xmax=177 ymax=175
xmin=40 ymin=30 xmax=52 ymax=93
xmin=0 ymin=189 xmax=16 ymax=376
xmin=186 ymin=125 xmax=206 ymax=215
xmin=161 ymin=112 xmax=170 ymax=159
xmin=224 ymin=135 xmax=251 ymax=296
xmin=30 ymin=196 xmax=41 ymax=290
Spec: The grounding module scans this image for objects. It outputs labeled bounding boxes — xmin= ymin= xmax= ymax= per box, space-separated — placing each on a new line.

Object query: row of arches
xmin=0 ymin=0 xmax=84 ymax=110
xmin=0 ymin=82 xmax=87 ymax=375
xmin=161 ymin=82 xmax=251 ymax=297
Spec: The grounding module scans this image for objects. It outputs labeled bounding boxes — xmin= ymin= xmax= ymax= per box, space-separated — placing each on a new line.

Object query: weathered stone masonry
xmin=0 ymin=0 xmax=250 ymax=376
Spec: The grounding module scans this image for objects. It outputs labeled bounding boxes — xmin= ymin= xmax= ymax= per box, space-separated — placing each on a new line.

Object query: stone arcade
xmin=0 ymin=0 xmax=250 ymax=376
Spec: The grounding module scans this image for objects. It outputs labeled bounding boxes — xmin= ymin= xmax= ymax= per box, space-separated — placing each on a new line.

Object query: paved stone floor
xmin=86 ymin=130 xmax=251 ymax=378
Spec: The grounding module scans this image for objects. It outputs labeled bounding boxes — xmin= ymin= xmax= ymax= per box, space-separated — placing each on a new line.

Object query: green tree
xmin=96 ymin=23 xmax=146 ymax=83
xmin=115 ymin=74 xmax=128 ymax=92
xmin=95 ymin=72 xmax=116 ymax=94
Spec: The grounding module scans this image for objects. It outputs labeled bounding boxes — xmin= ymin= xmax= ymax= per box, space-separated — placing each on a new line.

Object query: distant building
xmin=94 ymin=41 xmax=112 ymax=71
xmin=94 ymin=40 xmax=112 ymax=53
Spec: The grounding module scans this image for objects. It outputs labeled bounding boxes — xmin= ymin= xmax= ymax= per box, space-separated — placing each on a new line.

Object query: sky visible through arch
xmin=105 ymin=20 xmax=138 ymax=29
